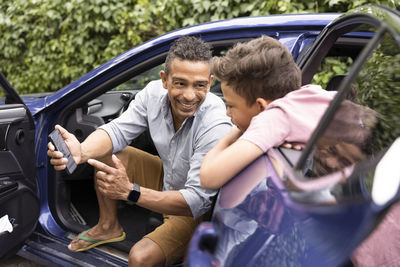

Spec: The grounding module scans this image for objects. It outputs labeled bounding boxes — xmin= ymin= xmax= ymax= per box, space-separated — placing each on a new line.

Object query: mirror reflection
xmin=288 ymin=29 xmax=400 ymax=205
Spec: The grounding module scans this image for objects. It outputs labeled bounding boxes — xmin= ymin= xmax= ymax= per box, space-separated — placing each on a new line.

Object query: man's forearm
xmin=136 ymin=187 xmax=193 ymax=217
xmin=80 ymin=129 xmax=113 ymax=163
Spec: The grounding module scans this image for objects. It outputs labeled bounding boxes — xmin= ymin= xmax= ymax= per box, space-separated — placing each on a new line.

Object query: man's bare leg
xmin=129 ymin=238 xmax=166 ymax=267
xmin=68 ymin=152 xmax=127 ymax=251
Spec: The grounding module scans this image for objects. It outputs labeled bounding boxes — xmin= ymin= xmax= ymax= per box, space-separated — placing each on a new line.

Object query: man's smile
xmin=177 ymin=100 xmax=199 ymax=112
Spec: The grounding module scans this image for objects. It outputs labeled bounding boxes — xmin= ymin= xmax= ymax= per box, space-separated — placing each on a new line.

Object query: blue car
xmin=0 ymin=4 xmax=399 ymax=267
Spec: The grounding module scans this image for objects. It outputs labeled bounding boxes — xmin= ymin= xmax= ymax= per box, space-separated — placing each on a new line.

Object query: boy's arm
xmin=200 ymin=126 xmax=264 ymax=189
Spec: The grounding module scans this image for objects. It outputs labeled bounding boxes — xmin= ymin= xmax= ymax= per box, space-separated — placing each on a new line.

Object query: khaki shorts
xmin=121 ymin=146 xmax=202 ymax=266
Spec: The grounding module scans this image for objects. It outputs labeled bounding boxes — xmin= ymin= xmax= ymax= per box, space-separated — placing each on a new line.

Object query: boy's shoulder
xmin=293 ymin=84 xmax=333 ymax=94
xmin=267 ymin=84 xmax=336 ymax=112
xmin=283 ymin=84 xmax=336 ymax=101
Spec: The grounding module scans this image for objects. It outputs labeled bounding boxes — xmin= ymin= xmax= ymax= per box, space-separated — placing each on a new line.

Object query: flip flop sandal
xmin=72 ymin=230 xmax=126 ymax=252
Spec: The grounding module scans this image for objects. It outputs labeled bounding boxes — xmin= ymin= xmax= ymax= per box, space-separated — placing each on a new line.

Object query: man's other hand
xmin=88 ymin=154 xmax=132 ymax=200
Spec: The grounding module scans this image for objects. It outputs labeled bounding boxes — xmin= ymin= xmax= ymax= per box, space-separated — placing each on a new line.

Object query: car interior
xmin=50 ymin=38 xmax=253 ymax=259
xmin=49 ymin=18 xmax=400 ymax=262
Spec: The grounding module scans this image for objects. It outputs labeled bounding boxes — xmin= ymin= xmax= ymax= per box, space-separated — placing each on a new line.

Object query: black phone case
xmin=49 ymin=129 xmax=77 ymax=175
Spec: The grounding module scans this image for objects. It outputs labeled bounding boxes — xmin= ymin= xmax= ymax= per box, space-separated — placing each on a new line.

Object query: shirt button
xmin=171 ymin=140 xmax=175 ymax=144
xmin=167 ymin=174 xmax=171 ymax=178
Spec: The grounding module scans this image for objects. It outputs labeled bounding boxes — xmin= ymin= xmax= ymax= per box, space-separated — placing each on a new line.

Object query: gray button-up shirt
xmin=100 ymin=80 xmax=232 ymax=218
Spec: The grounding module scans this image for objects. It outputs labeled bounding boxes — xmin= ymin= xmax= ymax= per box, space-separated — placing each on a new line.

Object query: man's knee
xmin=95 ymin=147 xmax=130 ymax=168
xmin=115 ymin=147 xmax=131 ymax=167
xmin=129 ymin=238 xmax=165 ymax=267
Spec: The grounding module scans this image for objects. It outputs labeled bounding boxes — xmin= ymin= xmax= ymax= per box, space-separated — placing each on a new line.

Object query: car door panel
xmin=0 ymin=183 xmax=40 ymax=259
xmin=0 ymin=78 xmax=39 ymax=260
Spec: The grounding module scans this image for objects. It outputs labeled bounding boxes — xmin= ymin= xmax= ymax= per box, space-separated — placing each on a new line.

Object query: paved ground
xmin=2 ymin=255 xmax=44 ymax=267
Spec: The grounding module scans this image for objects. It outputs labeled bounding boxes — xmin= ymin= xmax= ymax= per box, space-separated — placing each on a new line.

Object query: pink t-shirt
xmin=240 ymin=84 xmax=336 ymax=152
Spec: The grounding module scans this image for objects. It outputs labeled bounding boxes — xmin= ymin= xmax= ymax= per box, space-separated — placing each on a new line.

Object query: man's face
xmin=161 ymin=58 xmax=213 ymax=129
xmin=221 ymin=82 xmax=260 ymax=132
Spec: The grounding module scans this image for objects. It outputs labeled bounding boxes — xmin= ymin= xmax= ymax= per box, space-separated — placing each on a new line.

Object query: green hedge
xmin=0 ymin=0 xmax=397 ymax=94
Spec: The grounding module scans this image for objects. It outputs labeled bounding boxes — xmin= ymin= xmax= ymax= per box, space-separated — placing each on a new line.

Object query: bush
xmin=0 ymin=0 xmax=397 ymax=94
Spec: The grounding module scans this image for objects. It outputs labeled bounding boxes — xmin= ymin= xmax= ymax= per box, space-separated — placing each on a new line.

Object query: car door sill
xmin=20 ymin=231 xmax=128 ymax=266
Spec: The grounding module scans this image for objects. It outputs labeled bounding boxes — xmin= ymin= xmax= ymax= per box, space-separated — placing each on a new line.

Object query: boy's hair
xmin=212 ymin=36 xmax=301 ymax=105
xmin=164 ymin=36 xmax=212 ymax=76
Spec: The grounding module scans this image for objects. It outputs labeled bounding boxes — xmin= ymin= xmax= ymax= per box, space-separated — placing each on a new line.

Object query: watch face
xmin=128 ymin=183 xmax=141 ymax=203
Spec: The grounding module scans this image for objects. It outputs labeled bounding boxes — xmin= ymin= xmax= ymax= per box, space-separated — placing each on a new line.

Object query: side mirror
xmin=372 ymin=138 xmax=400 ymax=206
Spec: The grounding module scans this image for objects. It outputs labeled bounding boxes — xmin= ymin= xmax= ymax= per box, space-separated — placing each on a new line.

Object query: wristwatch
xmin=127 ymin=183 xmax=141 ymax=203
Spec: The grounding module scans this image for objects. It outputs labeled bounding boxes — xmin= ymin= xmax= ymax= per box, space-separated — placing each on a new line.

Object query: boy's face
xmin=160 ymin=58 xmax=213 ymax=130
xmin=221 ymin=82 xmax=260 ymax=132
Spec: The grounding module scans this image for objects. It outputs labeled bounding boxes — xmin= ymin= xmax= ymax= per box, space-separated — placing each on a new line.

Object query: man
xmin=48 ymin=36 xmax=231 ymax=266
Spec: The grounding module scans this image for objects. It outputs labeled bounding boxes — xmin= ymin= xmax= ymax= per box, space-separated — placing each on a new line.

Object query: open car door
xmin=186 ymin=5 xmax=400 ymax=267
xmin=0 ymin=73 xmax=40 ymax=260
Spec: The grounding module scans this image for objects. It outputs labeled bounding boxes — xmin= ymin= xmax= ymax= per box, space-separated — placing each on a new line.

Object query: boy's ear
xmin=255 ymin=98 xmax=271 ymax=111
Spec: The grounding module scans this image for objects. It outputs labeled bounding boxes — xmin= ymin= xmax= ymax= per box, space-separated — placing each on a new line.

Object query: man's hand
xmin=88 ymin=154 xmax=132 ymax=200
xmin=47 ymin=125 xmax=82 ymax=171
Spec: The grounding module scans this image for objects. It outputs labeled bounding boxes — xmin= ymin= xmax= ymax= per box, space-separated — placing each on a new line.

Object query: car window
xmin=311 ymin=24 xmax=375 ymax=89
xmin=281 ymin=22 xmax=400 ymax=204
xmin=113 ymin=64 xmax=165 ymax=91
xmin=109 ymin=61 xmax=225 ymax=97
xmin=306 ymin=31 xmax=399 ymax=179
xmin=109 ymin=44 xmax=242 ymax=97
xmin=311 ymin=56 xmax=353 ymax=90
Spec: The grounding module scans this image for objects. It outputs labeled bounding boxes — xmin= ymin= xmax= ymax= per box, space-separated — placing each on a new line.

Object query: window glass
xmin=113 ymin=64 xmax=165 ymax=91
xmin=311 ymin=56 xmax=353 ymax=90
xmin=311 ymin=24 xmax=375 ymax=90
xmin=308 ymin=31 xmax=400 ymax=179
xmin=285 ymin=26 xmax=400 ymax=205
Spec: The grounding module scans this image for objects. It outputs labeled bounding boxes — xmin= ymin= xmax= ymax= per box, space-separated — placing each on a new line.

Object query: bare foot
xmin=68 ymin=224 xmax=124 ymax=251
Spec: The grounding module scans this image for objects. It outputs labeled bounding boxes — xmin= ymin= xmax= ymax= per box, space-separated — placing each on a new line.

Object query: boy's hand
xmin=225 ymin=125 xmax=243 ymax=145
xmin=282 ymin=142 xmax=303 ymax=151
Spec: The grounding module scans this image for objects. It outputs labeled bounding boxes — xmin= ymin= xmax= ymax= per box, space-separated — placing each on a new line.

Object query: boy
xmin=200 ymin=35 xmax=337 ymax=189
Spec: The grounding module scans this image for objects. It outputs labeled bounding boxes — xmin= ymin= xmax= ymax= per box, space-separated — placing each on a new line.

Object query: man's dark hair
xmin=212 ymin=36 xmax=301 ymax=105
xmin=164 ymin=36 xmax=212 ymax=75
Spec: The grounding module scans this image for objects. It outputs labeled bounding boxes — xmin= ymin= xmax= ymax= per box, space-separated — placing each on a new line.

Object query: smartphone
xmin=49 ymin=129 xmax=77 ymax=175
